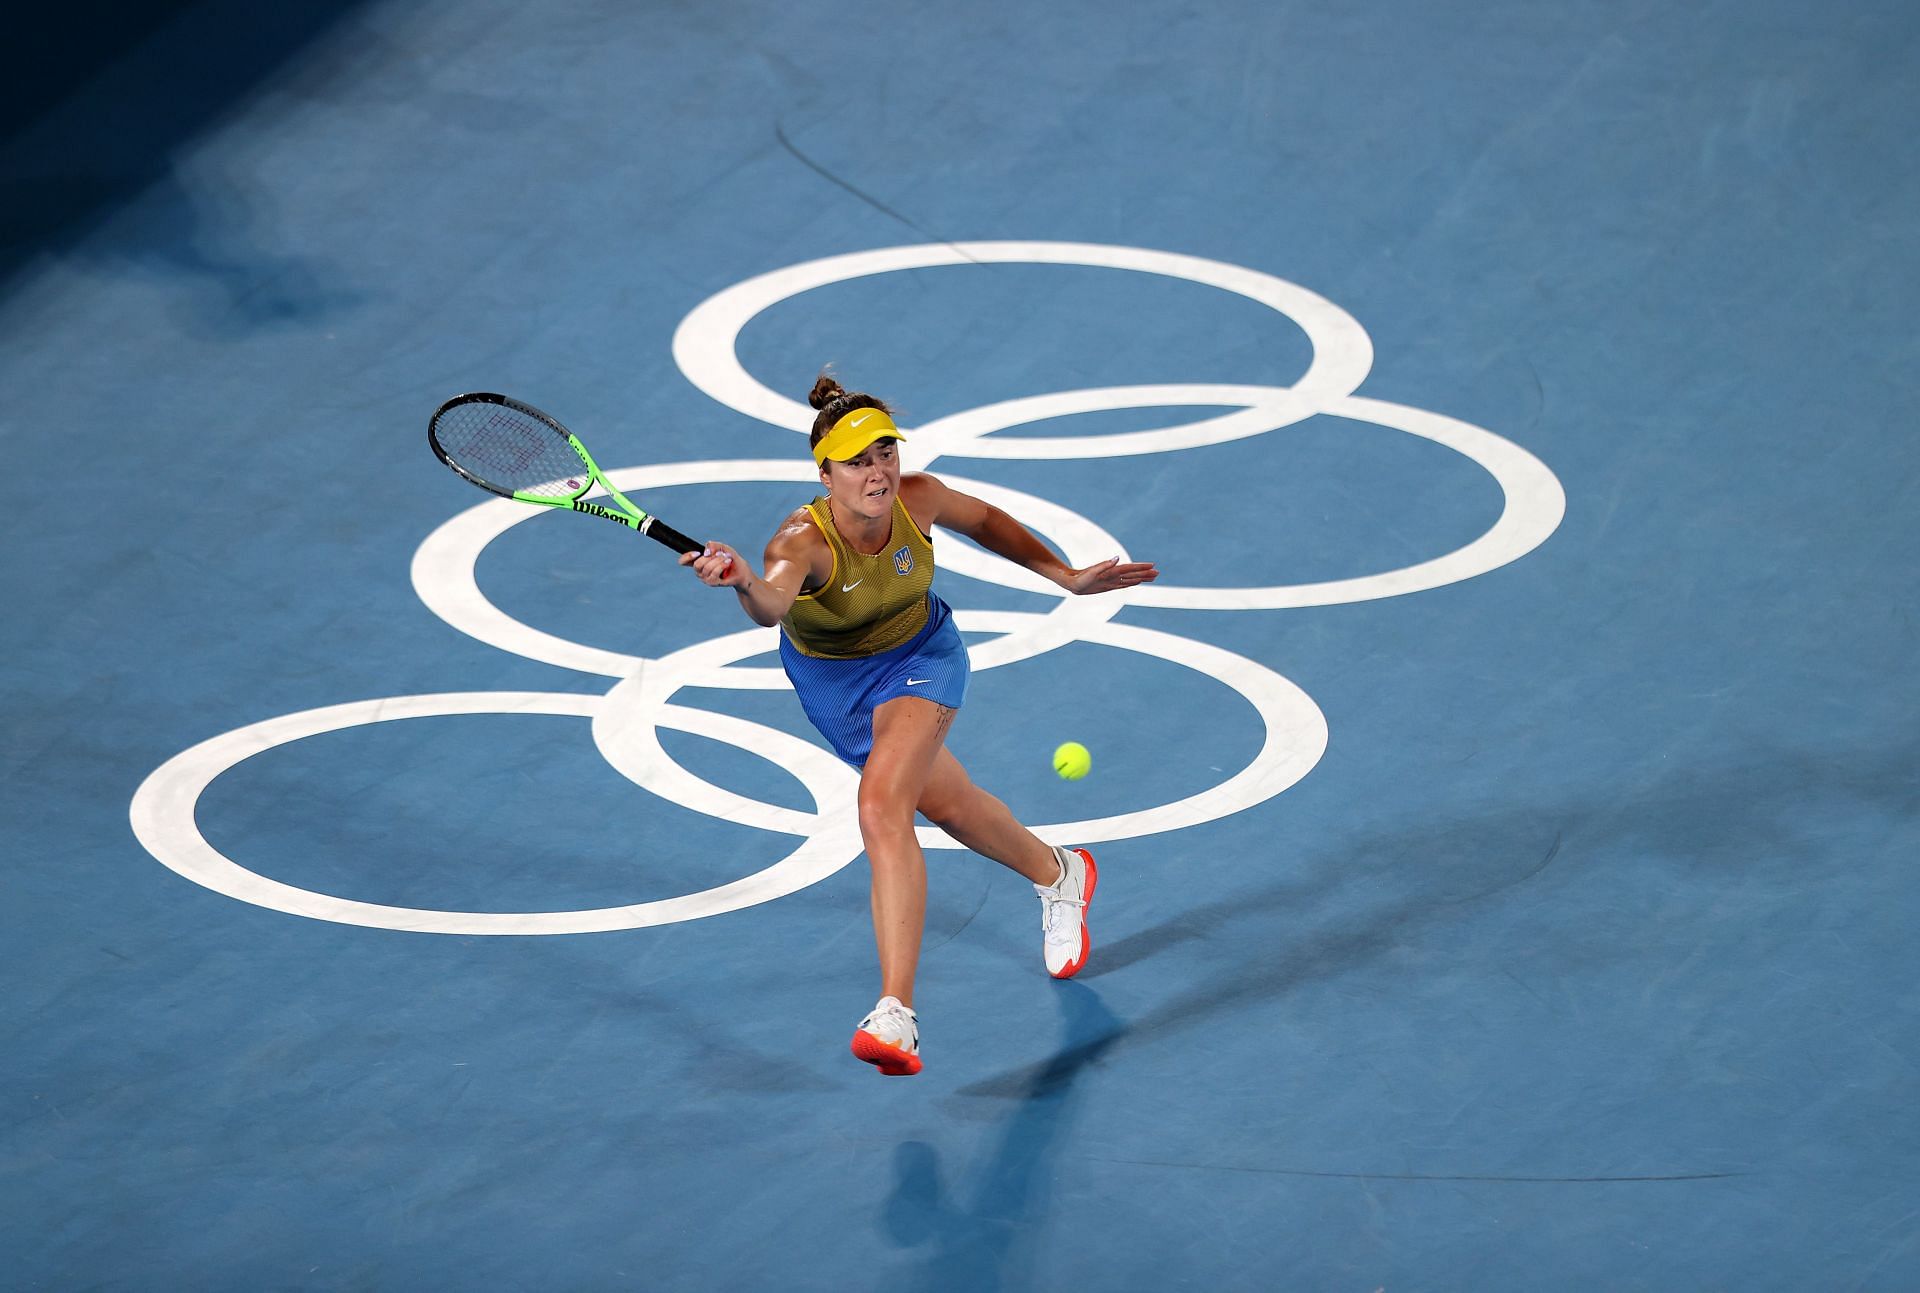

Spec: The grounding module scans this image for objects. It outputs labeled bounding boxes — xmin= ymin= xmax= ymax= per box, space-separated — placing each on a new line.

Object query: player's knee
xmin=915 ymin=785 xmax=958 ymax=829
xmin=857 ymin=784 xmax=915 ymax=843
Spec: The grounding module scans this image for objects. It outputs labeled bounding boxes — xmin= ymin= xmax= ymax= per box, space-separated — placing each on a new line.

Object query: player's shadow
xmin=879 ymin=983 xmax=1124 ymax=1287
xmin=1085 ymin=732 xmax=1919 ymax=1050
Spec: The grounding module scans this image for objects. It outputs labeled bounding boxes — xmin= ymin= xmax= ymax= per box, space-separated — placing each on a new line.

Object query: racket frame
xmin=428 ymin=392 xmax=703 ymax=555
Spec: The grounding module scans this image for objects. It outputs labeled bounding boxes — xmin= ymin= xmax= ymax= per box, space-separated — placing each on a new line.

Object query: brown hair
xmin=807 ymin=371 xmax=893 ymax=455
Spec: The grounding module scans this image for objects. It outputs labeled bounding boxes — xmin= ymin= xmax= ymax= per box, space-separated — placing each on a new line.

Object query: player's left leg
xmin=916 ymin=748 xmax=1098 ymax=979
xmin=915 ymin=747 xmax=1060 ymax=885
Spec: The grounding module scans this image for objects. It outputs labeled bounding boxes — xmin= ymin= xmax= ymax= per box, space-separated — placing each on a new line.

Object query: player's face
xmin=821 ymin=439 xmax=901 ymax=521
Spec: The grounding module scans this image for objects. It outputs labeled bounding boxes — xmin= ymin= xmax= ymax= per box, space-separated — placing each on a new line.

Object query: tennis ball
xmin=1053 ymin=741 xmax=1091 ymax=781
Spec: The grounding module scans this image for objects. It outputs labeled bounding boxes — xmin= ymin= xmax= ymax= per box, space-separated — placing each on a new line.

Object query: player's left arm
xmin=905 ymin=472 xmax=1159 ymax=595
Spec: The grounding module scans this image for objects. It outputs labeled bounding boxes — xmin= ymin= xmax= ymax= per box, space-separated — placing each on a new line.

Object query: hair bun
xmin=808 ymin=373 xmax=845 ymax=411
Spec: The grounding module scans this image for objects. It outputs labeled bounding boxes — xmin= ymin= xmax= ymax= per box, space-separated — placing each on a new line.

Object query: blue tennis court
xmin=5 ymin=0 xmax=1916 ymax=1287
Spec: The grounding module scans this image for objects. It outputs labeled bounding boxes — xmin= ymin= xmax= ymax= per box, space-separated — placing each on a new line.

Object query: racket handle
xmin=642 ymin=517 xmax=704 ymax=556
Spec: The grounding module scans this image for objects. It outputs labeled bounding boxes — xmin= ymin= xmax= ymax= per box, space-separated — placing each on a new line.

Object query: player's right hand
xmin=681 ymin=542 xmax=743 ymax=588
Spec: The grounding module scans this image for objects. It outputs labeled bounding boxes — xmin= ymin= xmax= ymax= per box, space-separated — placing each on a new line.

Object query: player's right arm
xmin=680 ymin=507 xmax=827 ymax=627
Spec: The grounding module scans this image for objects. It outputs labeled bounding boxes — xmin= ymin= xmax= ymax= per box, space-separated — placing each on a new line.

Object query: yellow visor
xmin=813 ymin=406 xmax=905 ymax=464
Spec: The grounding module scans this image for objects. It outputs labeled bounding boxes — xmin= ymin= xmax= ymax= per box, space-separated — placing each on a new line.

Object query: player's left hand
xmin=1066 ymin=557 xmax=1159 ymax=595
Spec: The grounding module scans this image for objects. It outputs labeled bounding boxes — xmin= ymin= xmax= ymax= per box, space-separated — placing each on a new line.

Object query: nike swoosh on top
xmin=841 ymin=579 xmax=863 ymax=591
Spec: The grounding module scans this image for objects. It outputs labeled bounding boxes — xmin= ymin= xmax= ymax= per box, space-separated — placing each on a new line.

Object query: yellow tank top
xmin=781 ymin=495 xmax=936 ymax=659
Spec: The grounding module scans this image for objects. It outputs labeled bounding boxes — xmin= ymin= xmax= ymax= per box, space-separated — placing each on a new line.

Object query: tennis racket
xmin=427 ymin=392 xmax=703 ymax=555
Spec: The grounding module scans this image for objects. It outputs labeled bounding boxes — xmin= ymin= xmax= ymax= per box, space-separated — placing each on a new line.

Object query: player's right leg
xmin=846 ymin=695 xmax=952 ymax=1075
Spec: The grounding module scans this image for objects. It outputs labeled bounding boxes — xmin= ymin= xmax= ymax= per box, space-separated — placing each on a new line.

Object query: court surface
xmin=4 ymin=1 xmax=1917 ymax=1288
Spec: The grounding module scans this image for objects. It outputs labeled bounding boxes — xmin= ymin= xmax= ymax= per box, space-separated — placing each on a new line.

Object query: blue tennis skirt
xmin=779 ymin=594 xmax=969 ymax=767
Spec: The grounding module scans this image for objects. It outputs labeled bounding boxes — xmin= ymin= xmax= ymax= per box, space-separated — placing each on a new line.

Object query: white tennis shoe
xmin=1037 ymin=847 xmax=1098 ymax=978
xmin=851 ymin=996 xmax=922 ymax=1076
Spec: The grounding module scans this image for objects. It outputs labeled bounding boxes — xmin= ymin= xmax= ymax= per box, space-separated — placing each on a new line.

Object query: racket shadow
xmin=574 ymin=975 xmax=842 ymax=1095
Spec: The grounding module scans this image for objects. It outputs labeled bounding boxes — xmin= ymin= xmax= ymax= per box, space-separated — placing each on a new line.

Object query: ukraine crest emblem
xmin=893 ymin=545 xmax=914 ymax=576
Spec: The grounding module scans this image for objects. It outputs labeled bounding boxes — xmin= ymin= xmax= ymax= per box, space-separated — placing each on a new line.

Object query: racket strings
xmin=434 ymin=403 xmax=589 ymax=498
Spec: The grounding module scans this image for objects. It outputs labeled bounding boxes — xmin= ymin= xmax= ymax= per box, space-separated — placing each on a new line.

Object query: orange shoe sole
xmin=851 ymin=1029 xmax=923 ymax=1076
xmin=1051 ymin=848 xmax=1099 ymax=980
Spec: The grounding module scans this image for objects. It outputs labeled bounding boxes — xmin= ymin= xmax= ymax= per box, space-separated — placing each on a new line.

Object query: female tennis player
xmin=681 ymin=375 xmax=1158 ymax=1076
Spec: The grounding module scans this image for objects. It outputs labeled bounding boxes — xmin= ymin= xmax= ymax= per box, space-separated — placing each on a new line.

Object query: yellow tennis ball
xmin=1053 ymin=741 xmax=1091 ymax=781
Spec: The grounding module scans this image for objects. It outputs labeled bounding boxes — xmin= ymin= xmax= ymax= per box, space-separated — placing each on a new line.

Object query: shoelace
xmin=860 ymin=1001 xmax=917 ymax=1048
xmin=1038 ymin=888 xmax=1087 ymax=943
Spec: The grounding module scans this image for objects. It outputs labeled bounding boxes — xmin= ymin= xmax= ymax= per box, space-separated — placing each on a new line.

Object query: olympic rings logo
xmin=130 ymin=242 xmax=1565 ymax=936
